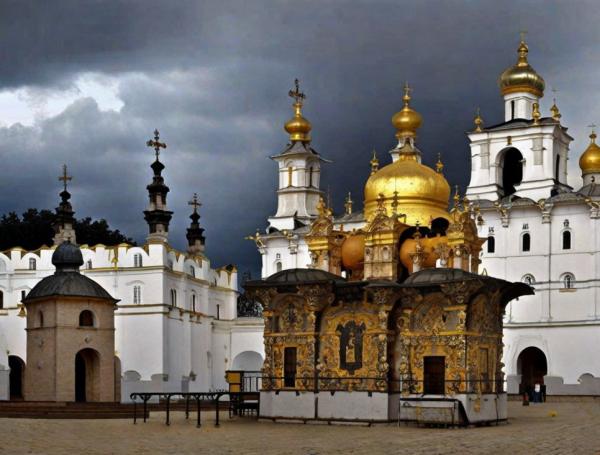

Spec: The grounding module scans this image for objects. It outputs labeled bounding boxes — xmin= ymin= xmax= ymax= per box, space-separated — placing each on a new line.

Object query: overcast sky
xmin=1 ymin=0 xmax=599 ymax=277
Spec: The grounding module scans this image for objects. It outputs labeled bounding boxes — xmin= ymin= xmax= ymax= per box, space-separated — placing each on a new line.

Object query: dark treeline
xmin=0 ymin=209 xmax=135 ymax=251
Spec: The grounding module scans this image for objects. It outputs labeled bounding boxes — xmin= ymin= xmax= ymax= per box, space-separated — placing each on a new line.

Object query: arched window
xmin=79 ymin=310 xmax=94 ymax=327
xmin=501 ymin=147 xmax=523 ymax=197
xmin=38 ymin=310 xmax=44 ymax=328
xmin=87 ymin=260 xmax=93 ymax=270
xmin=133 ymin=285 xmax=142 ymax=304
xmin=191 ymin=293 xmax=196 ymax=313
xmin=510 ymin=100 xmax=515 ymax=120
xmin=189 ymin=266 xmax=195 ymax=278
xmin=0 ymin=290 xmax=3 ymax=309
xmin=20 ymin=290 xmax=26 ymax=302
xmin=308 ymin=167 xmax=314 ymax=187
xmin=28 ymin=258 xmax=36 ymax=270
xmin=287 ymin=166 xmax=293 ymax=187
xmin=562 ymin=273 xmax=575 ymax=289
xmin=276 ymin=261 xmax=282 ymax=272
xmin=522 ymin=233 xmax=531 ymax=252
xmin=522 ymin=274 xmax=535 ymax=285
xmin=170 ymin=289 xmax=177 ymax=307
xmin=134 ymin=254 xmax=143 ymax=268
xmin=487 ymin=236 xmax=495 ymax=253
xmin=555 ymin=155 xmax=561 ymax=182
xmin=562 ymin=231 xmax=571 ymax=250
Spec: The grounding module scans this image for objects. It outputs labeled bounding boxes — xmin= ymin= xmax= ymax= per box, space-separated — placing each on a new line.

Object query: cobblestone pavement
xmin=1 ymin=401 xmax=599 ymax=455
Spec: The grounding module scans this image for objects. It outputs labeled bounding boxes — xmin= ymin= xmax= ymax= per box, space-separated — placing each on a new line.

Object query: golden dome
xmin=499 ymin=40 xmax=545 ymax=97
xmin=399 ymin=236 xmax=444 ymax=272
xmin=579 ymin=131 xmax=600 ymax=175
xmin=364 ymin=143 xmax=451 ymax=225
xmin=391 ymin=83 xmax=422 ymax=139
xmin=284 ymin=78 xmax=311 ymax=142
xmin=341 ymin=234 xmax=365 ymax=270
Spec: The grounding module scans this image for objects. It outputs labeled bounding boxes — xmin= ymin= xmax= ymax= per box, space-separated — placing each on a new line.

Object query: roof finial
xmin=288 ymin=78 xmax=306 ymax=105
xmin=344 ymin=192 xmax=353 ymax=215
xmin=403 ymin=81 xmax=412 ymax=107
xmin=146 ymin=129 xmax=167 ymax=161
xmin=589 ymin=124 xmax=597 ymax=143
xmin=188 ymin=193 xmax=202 ymax=214
xmin=59 ymin=164 xmax=72 ymax=193
xmin=517 ymin=30 xmax=529 ymax=65
xmin=550 ymin=88 xmax=562 ymax=122
xmin=436 ymin=153 xmax=444 ymax=174
xmin=370 ymin=149 xmax=379 ymax=175
xmin=474 ymin=107 xmax=484 ymax=132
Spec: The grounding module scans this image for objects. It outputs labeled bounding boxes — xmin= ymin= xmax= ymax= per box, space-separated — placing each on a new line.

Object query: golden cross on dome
xmin=588 ymin=123 xmax=597 ymax=133
xmin=403 ymin=82 xmax=412 ymax=105
xmin=519 ymin=29 xmax=528 ymax=42
xmin=188 ymin=193 xmax=202 ymax=214
xmin=58 ymin=164 xmax=72 ymax=192
xmin=146 ymin=129 xmax=167 ymax=160
xmin=288 ymin=78 xmax=306 ymax=104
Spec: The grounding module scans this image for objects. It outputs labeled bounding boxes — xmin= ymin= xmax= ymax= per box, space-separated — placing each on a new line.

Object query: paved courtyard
xmin=1 ymin=401 xmax=599 ymax=454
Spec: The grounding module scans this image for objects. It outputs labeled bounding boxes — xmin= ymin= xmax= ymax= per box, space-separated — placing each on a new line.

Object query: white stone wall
xmin=0 ymin=242 xmax=264 ymax=401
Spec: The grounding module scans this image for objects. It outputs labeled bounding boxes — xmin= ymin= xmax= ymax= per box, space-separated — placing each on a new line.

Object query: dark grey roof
xmin=271 ymin=141 xmax=331 ymax=162
xmin=52 ymin=241 xmax=84 ymax=271
xmin=245 ymin=268 xmax=346 ymax=287
xmin=334 ymin=211 xmax=366 ymax=223
xmin=401 ymin=268 xmax=482 ymax=285
xmin=400 ymin=267 xmax=534 ymax=304
xmin=24 ymin=272 xmax=118 ymax=303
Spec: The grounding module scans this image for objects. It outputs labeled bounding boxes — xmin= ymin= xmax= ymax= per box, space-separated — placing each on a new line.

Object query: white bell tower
xmin=267 ymin=80 xmax=329 ymax=232
xmin=467 ymin=39 xmax=573 ymax=202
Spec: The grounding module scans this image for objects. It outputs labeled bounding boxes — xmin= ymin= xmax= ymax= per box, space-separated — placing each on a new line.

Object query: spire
xmin=436 ymin=153 xmax=444 ymax=174
xmin=284 ymin=79 xmax=312 ymax=143
xmin=52 ymin=164 xmax=76 ymax=245
xmin=344 ymin=192 xmax=353 ymax=215
xmin=370 ymin=149 xmax=379 ymax=175
xmin=143 ymin=129 xmax=173 ymax=243
xmin=186 ymin=193 xmax=206 ymax=255
xmin=473 ymin=107 xmax=483 ymax=132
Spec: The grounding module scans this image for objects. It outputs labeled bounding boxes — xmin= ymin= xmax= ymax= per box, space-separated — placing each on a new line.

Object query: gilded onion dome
xmin=392 ymin=83 xmax=423 ymax=139
xmin=364 ymin=141 xmax=451 ymax=225
xmin=499 ymin=40 xmax=545 ymax=97
xmin=284 ymin=78 xmax=312 ymax=142
xmin=579 ymin=131 xmax=600 ymax=175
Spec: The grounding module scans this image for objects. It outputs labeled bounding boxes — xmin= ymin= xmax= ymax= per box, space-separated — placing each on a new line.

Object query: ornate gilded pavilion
xmin=246 ymin=85 xmax=533 ymax=424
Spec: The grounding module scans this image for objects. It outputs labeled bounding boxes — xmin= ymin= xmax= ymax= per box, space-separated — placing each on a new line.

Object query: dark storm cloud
xmin=1 ymin=0 xmax=600 ymax=276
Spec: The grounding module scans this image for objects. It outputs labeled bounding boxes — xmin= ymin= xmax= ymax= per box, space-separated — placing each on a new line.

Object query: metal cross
xmin=188 ymin=193 xmax=202 ymax=214
xmin=288 ymin=78 xmax=306 ymax=104
xmin=520 ymin=30 xmax=528 ymax=42
xmin=403 ymin=81 xmax=412 ymax=98
xmin=146 ymin=129 xmax=167 ymax=160
xmin=588 ymin=123 xmax=597 ymax=133
xmin=58 ymin=164 xmax=72 ymax=192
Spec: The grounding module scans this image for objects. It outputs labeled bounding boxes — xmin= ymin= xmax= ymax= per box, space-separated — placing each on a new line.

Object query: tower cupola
xmin=143 ymin=129 xmax=173 ymax=243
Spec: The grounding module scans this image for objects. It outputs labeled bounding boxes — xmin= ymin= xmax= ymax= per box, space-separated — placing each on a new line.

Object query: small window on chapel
xmin=170 ymin=289 xmax=177 ymax=307
xmin=79 ymin=310 xmax=94 ymax=327
xmin=134 ymin=254 xmax=143 ymax=268
xmin=276 ymin=261 xmax=283 ymax=273
xmin=20 ymin=290 xmax=26 ymax=302
xmin=487 ymin=236 xmax=495 ymax=253
xmin=28 ymin=258 xmax=36 ymax=270
xmin=133 ymin=285 xmax=142 ymax=304
xmin=0 ymin=290 xmax=3 ymax=309
xmin=562 ymin=231 xmax=571 ymax=250
xmin=87 ymin=260 xmax=93 ymax=270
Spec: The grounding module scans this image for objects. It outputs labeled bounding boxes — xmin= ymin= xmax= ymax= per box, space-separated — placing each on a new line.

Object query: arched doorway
xmin=8 ymin=356 xmax=25 ymax=400
xmin=517 ymin=347 xmax=547 ymax=399
xmin=232 ymin=351 xmax=264 ymax=371
xmin=75 ymin=348 xmax=100 ymax=402
xmin=499 ymin=147 xmax=523 ymax=197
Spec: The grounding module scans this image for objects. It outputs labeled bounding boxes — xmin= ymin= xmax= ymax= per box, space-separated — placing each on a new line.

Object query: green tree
xmin=0 ymin=209 xmax=135 ymax=251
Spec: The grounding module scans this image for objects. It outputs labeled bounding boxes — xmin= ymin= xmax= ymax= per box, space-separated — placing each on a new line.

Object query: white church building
xmin=249 ymin=41 xmax=600 ymax=396
xmin=0 ymin=131 xmax=264 ymax=402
